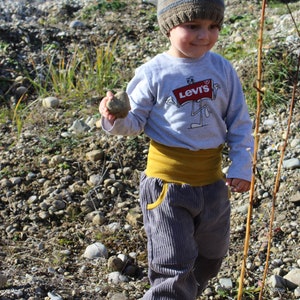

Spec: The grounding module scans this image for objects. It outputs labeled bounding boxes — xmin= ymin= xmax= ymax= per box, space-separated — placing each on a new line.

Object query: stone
xmin=106 ymin=91 xmax=131 ymax=118
xmin=269 ymin=274 xmax=298 ymax=290
xmin=107 ymin=271 xmax=128 ymax=284
xmin=124 ymin=265 xmax=138 ymax=276
xmin=86 ymin=150 xmax=104 ymax=162
xmin=49 ymin=155 xmax=64 ymax=167
xmin=0 ymin=273 xmax=7 ymax=288
xmin=42 ymin=96 xmax=60 ymax=108
xmin=219 ymin=278 xmax=233 ymax=289
xmin=68 ymin=119 xmax=90 ymax=134
xmin=47 ymin=291 xmax=63 ymax=300
xmin=107 ymin=256 xmax=124 ymax=272
xmin=83 ymin=242 xmax=108 ymax=259
xmin=15 ymin=86 xmax=27 ymax=96
xmin=69 ymin=20 xmax=85 ymax=29
xmin=126 ymin=207 xmax=143 ymax=228
xmin=91 ymin=211 xmax=106 ymax=225
xmin=284 ymin=268 xmax=300 ymax=286
xmin=290 ymin=191 xmax=300 ymax=204
xmin=110 ymin=293 xmax=127 ymax=300
xmin=295 ymin=287 xmax=300 ymax=297
xmin=283 ymin=158 xmax=300 ymax=169
xmin=87 ymin=174 xmax=102 ymax=187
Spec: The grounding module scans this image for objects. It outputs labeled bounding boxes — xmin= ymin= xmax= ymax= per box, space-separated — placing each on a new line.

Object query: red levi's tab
xmin=173 ymin=79 xmax=213 ymax=105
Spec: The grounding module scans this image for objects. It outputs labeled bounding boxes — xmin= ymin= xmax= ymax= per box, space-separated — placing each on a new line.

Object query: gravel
xmin=0 ymin=0 xmax=299 ymax=299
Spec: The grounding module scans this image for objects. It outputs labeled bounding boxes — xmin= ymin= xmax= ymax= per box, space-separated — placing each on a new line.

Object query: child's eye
xmin=209 ymin=24 xmax=220 ymax=30
xmin=185 ymin=24 xmax=199 ymax=30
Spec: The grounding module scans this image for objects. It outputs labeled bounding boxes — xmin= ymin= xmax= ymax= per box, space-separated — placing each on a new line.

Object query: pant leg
xmin=139 ymin=173 xmax=203 ymax=300
xmin=193 ymin=179 xmax=231 ymax=293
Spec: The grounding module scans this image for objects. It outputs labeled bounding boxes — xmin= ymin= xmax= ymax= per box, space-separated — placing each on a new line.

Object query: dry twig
xmin=237 ymin=0 xmax=267 ymax=298
xmin=258 ymin=51 xmax=300 ymax=300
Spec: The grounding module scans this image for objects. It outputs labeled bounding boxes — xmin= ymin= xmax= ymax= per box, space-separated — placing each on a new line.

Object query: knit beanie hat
xmin=157 ymin=0 xmax=225 ymax=36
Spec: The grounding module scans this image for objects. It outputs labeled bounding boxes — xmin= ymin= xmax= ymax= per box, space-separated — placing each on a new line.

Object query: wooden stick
xmin=258 ymin=51 xmax=300 ymax=300
xmin=237 ymin=0 xmax=267 ymax=298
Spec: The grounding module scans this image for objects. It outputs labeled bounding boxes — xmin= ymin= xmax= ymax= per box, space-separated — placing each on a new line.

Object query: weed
xmin=81 ymin=0 xmax=127 ymax=19
xmin=261 ymin=46 xmax=298 ymax=108
xmin=0 ymin=41 xmax=9 ymax=54
xmin=215 ymin=283 xmax=261 ymax=300
xmin=5 ymin=41 xmax=120 ymax=135
xmin=12 ymin=94 xmax=28 ymax=137
xmin=0 ymin=107 xmax=12 ymax=123
xmin=0 ymin=166 xmax=11 ymax=179
xmin=58 ymin=237 xmax=73 ymax=246
xmin=31 ymin=40 xmax=119 ymax=102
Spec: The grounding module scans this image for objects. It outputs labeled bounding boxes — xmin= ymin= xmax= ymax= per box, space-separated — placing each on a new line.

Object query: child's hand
xmin=226 ymin=178 xmax=251 ymax=193
xmin=99 ymin=91 xmax=117 ymax=124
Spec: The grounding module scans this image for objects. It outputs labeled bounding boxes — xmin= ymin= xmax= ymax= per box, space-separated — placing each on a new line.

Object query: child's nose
xmin=197 ymin=28 xmax=209 ymax=39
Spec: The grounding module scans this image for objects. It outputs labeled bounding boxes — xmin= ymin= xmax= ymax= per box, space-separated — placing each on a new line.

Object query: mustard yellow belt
xmin=145 ymin=140 xmax=224 ymax=186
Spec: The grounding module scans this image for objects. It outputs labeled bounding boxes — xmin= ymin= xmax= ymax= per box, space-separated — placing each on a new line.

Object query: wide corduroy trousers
xmin=140 ymin=173 xmax=231 ymax=300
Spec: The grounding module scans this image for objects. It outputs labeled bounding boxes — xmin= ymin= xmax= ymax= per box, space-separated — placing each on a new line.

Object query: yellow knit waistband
xmin=146 ymin=140 xmax=224 ymax=186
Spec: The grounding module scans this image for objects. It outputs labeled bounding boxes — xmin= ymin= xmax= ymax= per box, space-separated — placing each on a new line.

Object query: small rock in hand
xmin=106 ymin=91 xmax=131 ymax=118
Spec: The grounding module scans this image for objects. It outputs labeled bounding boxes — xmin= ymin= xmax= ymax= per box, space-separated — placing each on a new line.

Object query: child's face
xmin=167 ymin=19 xmax=220 ymax=59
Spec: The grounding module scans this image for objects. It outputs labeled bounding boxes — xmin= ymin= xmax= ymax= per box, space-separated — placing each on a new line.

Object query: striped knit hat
xmin=157 ymin=0 xmax=225 ymax=36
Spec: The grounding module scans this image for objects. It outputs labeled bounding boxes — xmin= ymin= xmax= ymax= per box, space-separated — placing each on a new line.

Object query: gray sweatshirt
xmin=102 ymin=51 xmax=253 ymax=181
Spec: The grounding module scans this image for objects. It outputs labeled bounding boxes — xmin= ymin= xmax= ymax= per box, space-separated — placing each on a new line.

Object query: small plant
xmin=31 ymin=40 xmax=120 ymax=102
xmin=0 ymin=41 xmax=9 ymax=54
xmin=0 ymin=166 xmax=12 ymax=179
xmin=58 ymin=237 xmax=73 ymax=246
xmin=12 ymin=94 xmax=28 ymax=137
xmin=58 ymin=162 xmax=70 ymax=170
xmin=81 ymin=0 xmax=127 ymax=19
xmin=262 ymin=46 xmax=298 ymax=108
xmin=0 ymin=108 xmax=12 ymax=123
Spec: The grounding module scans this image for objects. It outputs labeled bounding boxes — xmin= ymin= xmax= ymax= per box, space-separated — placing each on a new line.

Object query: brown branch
xmin=258 ymin=51 xmax=300 ymax=300
xmin=237 ymin=0 xmax=267 ymax=298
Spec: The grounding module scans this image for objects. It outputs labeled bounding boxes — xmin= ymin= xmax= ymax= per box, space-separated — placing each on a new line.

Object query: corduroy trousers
xmin=139 ymin=172 xmax=231 ymax=300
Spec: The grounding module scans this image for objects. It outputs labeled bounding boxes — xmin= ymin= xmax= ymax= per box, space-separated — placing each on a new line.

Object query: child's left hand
xmin=226 ymin=178 xmax=251 ymax=193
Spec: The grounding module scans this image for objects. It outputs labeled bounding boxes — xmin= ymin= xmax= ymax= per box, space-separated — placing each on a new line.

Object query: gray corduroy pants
xmin=139 ymin=173 xmax=231 ymax=300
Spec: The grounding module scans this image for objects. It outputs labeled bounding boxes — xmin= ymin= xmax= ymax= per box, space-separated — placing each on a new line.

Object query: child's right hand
xmin=99 ymin=91 xmax=117 ymax=124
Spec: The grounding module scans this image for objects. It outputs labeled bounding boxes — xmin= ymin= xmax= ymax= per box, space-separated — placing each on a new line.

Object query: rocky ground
xmin=0 ymin=0 xmax=300 ymax=299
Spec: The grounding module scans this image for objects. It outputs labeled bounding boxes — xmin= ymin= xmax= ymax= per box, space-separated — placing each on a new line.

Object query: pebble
xmin=110 ymin=293 xmax=127 ymax=300
xmin=269 ymin=274 xmax=298 ymax=290
xmin=49 ymin=155 xmax=64 ymax=167
xmin=68 ymin=119 xmax=90 ymax=134
xmin=107 ymin=256 xmax=124 ymax=272
xmin=10 ymin=176 xmax=22 ymax=185
xmin=219 ymin=278 xmax=233 ymax=289
xmin=47 ymin=291 xmax=63 ymax=300
xmin=107 ymin=222 xmax=121 ymax=232
xmin=142 ymin=0 xmax=157 ymax=5
xmin=290 ymin=138 xmax=300 ymax=148
xmin=284 ymin=268 xmax=300 ymax=286
xmin=91 ymin=211 xmax=106 ymax=225
xmin=0 ymin=273 xmax=8 ymax=288
xmin=263 ymin=119 xmax=276 ymax=127
xmin=83 ymin=242 xmax=108 ymax=259
xmin=106 ymin=91 xmax=131 ymax=118
xmin=69 ymin=20 xmax=85 ymax=29
xmin=87 ymin=174 xmax=102 ymax=186
xmin=86 ymin=150 xmax=104 ymax=162
xmin=107 ymin=271 xmax=128 ymax=284
xmin=283 ymin=158 xmax=300 ymax=169
xmin=42 ymin=96 xmax=60 ymax=108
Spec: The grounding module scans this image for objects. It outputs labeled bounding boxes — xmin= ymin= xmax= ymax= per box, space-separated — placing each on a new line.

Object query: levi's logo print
xmin=171 ymin=78 xmax=220 ymax=128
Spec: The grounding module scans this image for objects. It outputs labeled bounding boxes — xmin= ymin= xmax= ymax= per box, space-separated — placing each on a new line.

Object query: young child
xmin=99 ymin=0 xmax=253 ymax=299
